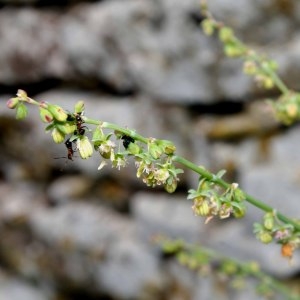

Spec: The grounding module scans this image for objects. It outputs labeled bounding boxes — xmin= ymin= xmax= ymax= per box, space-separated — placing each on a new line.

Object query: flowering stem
xmin=86 ymin=117 xmax=300 ymax=231
xmin=84 ymin=117 xmax=148 ymax=144
xmin=15 ymin=99 xmax=300 ymax=231
xmin=251 ymin=54 xmax=290 ymax=95
xmin=172 ymin=155 xmax=300 ymax=231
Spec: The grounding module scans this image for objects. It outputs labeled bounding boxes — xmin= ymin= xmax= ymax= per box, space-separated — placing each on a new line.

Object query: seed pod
xmin=51 ymin=127 xmax=65 ymax=144
xmin=39 ymin=107 xmax=54 ymax=123
xmin=47 ymin=104 xmax=68 ymax=122
xmin=164 ymin=177 xmax=177 ymax=193
xmin=56 ymin=122 xmax=77 ymax=135
xmin=263 ymin=213 xmax=274 ymax=230
xmin=77 ymin=136 xmax=93 ymax=159
xmin=127 ymin=142 xmax=141 ymax=155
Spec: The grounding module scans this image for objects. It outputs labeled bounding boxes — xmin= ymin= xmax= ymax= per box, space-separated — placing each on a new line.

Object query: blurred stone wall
xmin=0 ymin=0 xmax=300 ymax=299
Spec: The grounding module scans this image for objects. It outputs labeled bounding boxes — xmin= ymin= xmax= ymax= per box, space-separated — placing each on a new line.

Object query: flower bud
xmin=154 ymin=169 xmax=170 ymax=183
xmin=219 ymin=27 xmax=234 ymax=42
xmin=221 ymin=261 xmax=238 ymax=275
xmin=77 ymin=136 xmax=93 ymax=159
xmin=7 ymin=97 xmax=19 ymax=109
xmin=39 ymin=107 xmax=54 ymax=123
xmin=51 ymin=127 xmax=65 ymax=144
xmin=136 ymin=162 xmax=145 ymax=178
xmin=233 ymin=206 xmax=246 ymax=218
xmin=164 ymin=177 xmax=177 ymax=193
xmin=243 ymin=61 xmax=257 ymax=75
xmin=161 ymin=140 xmax=176 ymax=155
xmin=263 ymin=213 xmax=274 ymax=230
xmin=201 ymin=19 xmax=215 ymax=36
xmin=258 ymin=231 xmax=273 ymax=244
xmin=224 ymin=44 xmax=244 ymax=57
xmin=16 ymin=89 xmax=28 ymax=100
xmin=15 ymin=103 xmax=28 ymax=120
xmin=74 ymin=101 xmax=85 ymax=114
xmin=286 ymin=103 xmax=298 ymax=118
xmin=56 ymin=122 xmax=77 ymax=135
xmin=47 ymin=104 xmax=68 ymax=122
xmin=99 ymin=140 xmax=115 ymax=159
xmin=149 ymin=143 xmax=163 ymax=160
xmin=127 ymin=142 xmax=141 ymax=155
xmin=197 ymin=200 xmax=210 ymax=216
xmin=263 ymin=77 xmax=274 ymax=89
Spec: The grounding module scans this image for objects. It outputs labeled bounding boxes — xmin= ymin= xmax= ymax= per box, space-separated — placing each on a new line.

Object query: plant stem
xmin=86 ymin=119 xmax=300 ymax=231
xmin=84 ymin=118 xmax=148 ymax=144
xmin=173 ymin=155 xmax=300 ymax=231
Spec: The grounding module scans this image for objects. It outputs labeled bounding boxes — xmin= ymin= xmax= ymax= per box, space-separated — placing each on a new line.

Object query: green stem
xmin=84 ymin=118 xmax=148 ymax=144
xmin=173 ymin=155 xmax=300 ymax=231
xmin=27 ymin=102 xmax=300 ymax=231
xmin=254 ymin=57 xmax=290 ymax=95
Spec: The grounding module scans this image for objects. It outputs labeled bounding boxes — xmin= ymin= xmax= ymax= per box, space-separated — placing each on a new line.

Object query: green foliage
xmin=157 ymin=237 xmax=299 ymax=300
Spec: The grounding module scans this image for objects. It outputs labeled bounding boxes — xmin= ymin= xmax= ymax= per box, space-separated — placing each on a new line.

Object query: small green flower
xmin=39 ymin=107 xmax=54 ymax=123
xmin=148 ymin=140 xmax=163 ymax=159
xmin=224 ymin=44 xmax=245 ymax=57
xmin=164 ymin=176 xmax=178 ymax=193
xmin=263 ymin=212 xmax=275 ymax=230
xmin=243 ymin=61 xmax=257 ymax=75
xmin=74 ymin=100 xmax=85 ymax=114
xmin=77 ymin=136 xmax=93 ymax=159
xmin=201 ymin=19 xmax=215 ymax=36
xmin=56 ymin=122 xmax=77 ymax=135
xmin=99 ymin=140 xmax=115 ymax=159
xmin=51 ymin=127 xmax=65 ymax=144
xmin=192 ymin=199 xmax=210 ymax=216
xmin=16 ymin=89 xmax=28 ymax=100
xmin=47 ymin=104 xmax=68 ymax=122
xmin=219 ymin=27 xmax=234 ymax=42
xmin=154 ymin=168 xmax=170 ymax=185
xmin=6 ymin=97 xmax=19 ymax=109
xmin=258 ymin=231 xmax=273 ymax=244
xmin=127 ymin=142 xmax=141 ymax=155
xmin=219 ymin=204 xmax=232 ymax=219
xmin=112 ymin=154 xmax=127 ymax=170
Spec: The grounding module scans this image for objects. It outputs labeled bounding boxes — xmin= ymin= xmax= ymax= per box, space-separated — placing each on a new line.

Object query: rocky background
xmin=0 ymin=0 xmax=300 ymax=299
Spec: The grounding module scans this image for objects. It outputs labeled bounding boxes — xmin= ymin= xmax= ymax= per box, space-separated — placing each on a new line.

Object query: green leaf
xmin=16 ymin=103 xmax=28 ymax=120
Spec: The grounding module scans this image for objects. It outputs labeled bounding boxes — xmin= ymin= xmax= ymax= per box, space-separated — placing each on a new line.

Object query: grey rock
xmin=47 ymin=175 xmax=93 ymax=204
xmin=95 ymin=237 xmax=163 ymax=299
xmin=1 ymin=1 xmax=300 ymax=102
xmin=0 ymin=276 xmax=51 ymax=300
xmin=131 ymin=192 xmax=207 ymax=243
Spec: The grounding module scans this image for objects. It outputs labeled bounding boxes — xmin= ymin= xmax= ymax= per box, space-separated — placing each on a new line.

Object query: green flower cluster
xmin=188 ymin=170 xmax=246 ymax=223
xmin=7 ymin=90 xmax=94 ymax=160
xmin=158 ymin=236 xmax=299 ymax=300
xmin=254 ymin=212 xmax=300 ymax=259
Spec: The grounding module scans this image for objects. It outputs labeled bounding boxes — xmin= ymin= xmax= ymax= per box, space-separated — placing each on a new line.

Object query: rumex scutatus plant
xmin=5 ymin=2 xmax=300 ymax=298
xmin=6 ymin=88 xmax=300 ymax=261
xmin=155 ymin=236 xmax=300 ymax=300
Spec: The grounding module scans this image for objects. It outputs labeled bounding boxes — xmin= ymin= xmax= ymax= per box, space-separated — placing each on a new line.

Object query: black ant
xmin=54 ymin=138 xmax=75 ymax=162
xmin=74 ymin=112 xmax=87 ymax=136
xmin=121 ymin=135 xmax=135 ymax=149
xmin=65 ymin=138 xmax=75 ymax=161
